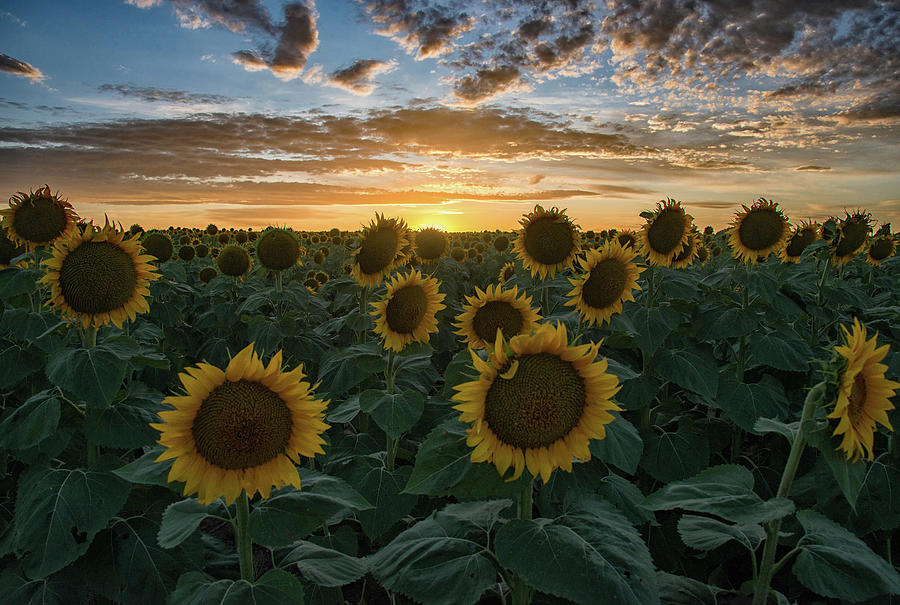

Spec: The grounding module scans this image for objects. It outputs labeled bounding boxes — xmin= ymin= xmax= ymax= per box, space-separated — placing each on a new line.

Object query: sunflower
xmin=371 ymin=269 xmax=446 ymax=352
xmin=779 ymin=220 xmax=819 ymax=263
xmin=142 ymin=232 xmax=174 ymax=262
xmin=512 ymin=205 xmax=581 ymax=279
xmin=831 ymin=211 xmax=872 ymax=266
xmin=493 ymin=235 xmax=509 ymax=252
xmin=670 ymin=229 xmax=700 ymax=269
xmin=565 ymin=241 xmax=644 ymax=326
xmin=1 ymin=185 xmax=79 ymax=249
xmin=454 ymin=284 xmax=541 ymax=350
xmin=616 ymin=230 xmax=638 ymax=250
xmin=256 ymin=227 xmax=301 ymax=271
xmin=452 ymin=322 xmax=621 ymax=483
xmin=414 ymin=228 xmax=448 ymax=262
xmin=826 ymin=318 xmax=899 ymax=462
xmin=40 ymin=220 xmax=159 ymax=329
xmin=727 ymin=198 xmax=790 ymax=264
xmin=218 ymin=244 xmax=252 ymax=278
xmin=151 ymin=344 xmax=329 ymax=505
xmin=498 ymin=262 xmax=515 ymax=283
xmin=0 ymin=227 xmax=26 ymax=268
xmin=352 ymin=213 xmax=409 ymax=287
xmin=866 ymin=235 xmax=896 ymax=266
xmin=639 ymin=198 xmax=694 ymax=267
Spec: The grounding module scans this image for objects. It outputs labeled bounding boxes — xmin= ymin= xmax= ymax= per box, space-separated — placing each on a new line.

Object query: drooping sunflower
xmin=371 ymin=269 xmax=445 ymax=352
xmin=670 ymin=229 xmax=700 ymax=269
xmin=40 ymin=220 xmax=159 ymax=329
xmin=639 ymin=198 xmax=694 ymax=267
xmin=866 ymin=235 xmax=896 ymax=266
xmin=0 ymin=227 xmax=26 ymax=268
xmin=414 ymin=228 xmax=448 ymax=262
xmin=616 ymin=229 xmax=638 ymax=250
xmin=498 ymin=262 xmax=515 ymax=283
xmin=512 ymin=205 xmax=581 ymax=279
xmin=831 ymin=211 xmax=872 ymax=266
xmin=453 ymin=322 xmax=621 ymax=483
xmin=454 ymin=284 xmax=541 ymax=350
xmin=151 ymin=343 xmax=329 ymax=505
xmin=779 ymin=220 xmax=820 ymax=263
xmin=217 ymin=244 xmax=252 ymax=278
xmin=826 ymin=318 xmax=899 ymax=462
xmin=565 ymin=241 xmax=644 ymax=326
xmin=727 ymin=198 xmax=790 ymax=264
xmin=256 ymin=227 xmax=301 ymax=271
xmin=351 ymin=213 xmax=409 ymax=287
xmin=1 ymin=185 xmax=79 ymax=249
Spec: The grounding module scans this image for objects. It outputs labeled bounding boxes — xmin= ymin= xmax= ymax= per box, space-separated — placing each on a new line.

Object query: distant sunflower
xmin=453 ymin=322 xmax=621 ymax=483
xmin=414 ymin=228 xmax=448 ymax=262
xmin=352 ymin=213 xmax=409 ymax=287
xmin=1 ymin=185 xmax=79 ymax=249
xmin=512 ymin=205 xmax=581 ymax=279
xmin=371 ymin=269 xmax=445 ymax=352
xmin=779 ymin=220 xmax=819 ymax=263
xmin=831 ymin=211 xmax=872 ymax=266
xmin=727 ymin=198 xmax=790 ymax=264
xmin=256 ymin=227 xmax=301 ymax=271
xmin=616 ymin=230 xmax=638 ymax=250
xmin=670 ymin=230 xmax=700 ymax=269
xmin=826 ymin=318 xmax=899 ymax=462
xmin=498 ymin=262 xmax=515 ymax=283
xmin=639 ymin=198 xmax=694 ymax=267
xmin=40 ymin=220 xmax=159 ymax=329
xmin=866 ymin=235 xmax=896 ymax=266
xmin=0 ymin=227 xmax=25 ymax=268
xmin=454 ymin=284 xmax=541 ymax=350
xmin=565 ymin=241 xmax=644 ymax=326
xmin=142 ymin=232 xmax=174 ymax=262
xmin=151 ymin=344 xmax=329 ymax=505
xmin=218 ymin=244 xmax=252 ymax=278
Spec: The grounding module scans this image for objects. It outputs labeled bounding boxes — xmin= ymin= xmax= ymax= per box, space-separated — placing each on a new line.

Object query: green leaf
xmin=0 ymin=344 xmax=43 ymax=388
xmin=640 ymin=418 xmax=709 ymax=483
xmin=792 ymin=509 xmax=900 ymax=602
xmin=325 ymin=393 xmax=360 ymax=423
xmin=248 ymin=470 xmax=372 ymax=548
xmin=614 ymin=305 xmax=681 ymax=357
xmin=589 ymin=414 xmax=643 ymax=474
xmin=644 ymin=464 xmax=795 ymax=524
xmin=0 ymin=569 xmax=69 ymax=605
xmin=752 ymin=417 xmax=798 ymax=443
xmin=316 ymin=344 xmax=386 ymax=397
xmin=495 ymin=498 xmax=658 ymax=605
xmin=0 ymin=267 xmax=41 ymax=300
xmin=13 ymin=467 xmax=131 ymax=578
xmin=656 ymin=572 xmax=717 ymax=605
xmin=280 ymin=541 xmax=367 ymax=587
xmin=83 ymin=383 xmax=163 ymax=448
xmin=370 ymin=500 xmax=510 ymax=605
xmin=850 ymin=458 xmax=900 ymax=533
xmin=158 ymin=499 xmax=210 ymax=548
xmin=653 ymin=347 xmax=718 ymax=399
xmin=676 ymin=515 xmax=764 ymax=551
xmin=359 ymin=389 xmax=424 ymax=439
xmin=598 ymin=474 xmax=655 ymax=526
xmin=748 ymin=331 xmax=813 ymax=372
xmin=404 ymin=418 xmax=531 ymax=499
xmin=45 ymin=345 xmax=127 ymax=409
xmin=693 ymin=305 xmax=759 ymax=341
xmin=169 ymin=569 xmax=305 ymax=604
xmin=805 ymin=422 xmax=866 ymax=509
xmin=113 ymin=446 xmax=172 ymax=487
xmin=356 ymin=466 xmax=418 ymax=540
xmin=0 ymin=391 xmax=60 ymax=450
xmin=716 ymin=374 xmax=789 ymax=433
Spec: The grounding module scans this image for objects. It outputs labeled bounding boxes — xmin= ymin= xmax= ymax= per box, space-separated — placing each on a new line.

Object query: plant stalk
xmin=235 ymin=490 xmax=255 ymax=582
xmin=510 ymin=479 xmax=534 ymax=605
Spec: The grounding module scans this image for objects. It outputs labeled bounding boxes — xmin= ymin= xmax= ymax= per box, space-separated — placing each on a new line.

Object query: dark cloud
xmin=167 ymin=0 xmax=275 ymax=33
xmin=795 ymin=165 xmax=832 ymax=171
xmin=364 ymin=0 xmax=474 ymax=59
xmin=0 ymin=53 xmax=46 ymax=83
xmin=327 ymin=59 xmax=395 ymax=94
xmin=98 ymin=84 xmax=234 ymax=104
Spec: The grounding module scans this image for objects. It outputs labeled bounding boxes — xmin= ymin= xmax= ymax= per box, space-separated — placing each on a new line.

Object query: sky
xmin=1 ymin=0 xmax=898 ymax=232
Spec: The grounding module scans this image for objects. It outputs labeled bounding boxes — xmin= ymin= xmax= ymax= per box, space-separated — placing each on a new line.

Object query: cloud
xmin=98 ymin=84 xmax=234 ymax=105
xmin=316 ymin=59 xmax=397 ymax=95
xmin=0 ymin=53 xmax=46 ymax=83
xmin=795 ymin=165 xmax=832 ymax=171
xmin=365 ymin=0 xmax=474 ymax=59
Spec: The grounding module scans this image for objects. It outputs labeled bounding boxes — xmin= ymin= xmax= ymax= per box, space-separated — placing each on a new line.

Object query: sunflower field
xmin=1 ymin=187 xmax=899 ymax=605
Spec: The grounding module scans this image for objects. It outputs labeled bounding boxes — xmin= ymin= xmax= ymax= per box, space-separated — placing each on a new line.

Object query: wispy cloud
xmin=98 ymin=84 xmax=235 ymax=105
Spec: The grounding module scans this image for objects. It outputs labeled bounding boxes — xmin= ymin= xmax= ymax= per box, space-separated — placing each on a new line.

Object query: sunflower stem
xmin=510 ymin=479 xmax=534 ymax=605
xmin=82 ymin=326 xmax=97 ymax=349
xmin=357 ymin=286 xmax=369 ymax=344
xmin=235 ymin=490 xmax=255 ymax=583
xmin=275 ymin=270 xmax=283 ymax=292
xmin=752 ymin=381 xmax=825 ymax=605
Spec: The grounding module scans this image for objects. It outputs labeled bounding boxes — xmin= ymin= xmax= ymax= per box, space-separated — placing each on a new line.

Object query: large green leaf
xmin=748 ymin=331 xmax=813 ymax=372
xmin=83 ymin=382 xmax=163 ymax=448
xmin=169 ymin=569 xmax=305 ymax=604
xmin=404 ymin=418 xmax=531 ymax=498
xmin=316 ymin=343 xmax=386 ymax=398
xmin=792 ymin=510 xmax=900 ymax=602
xmin=495 ymin=498 xmax=658 ymax=605
xmin=248 ymin=470 xmax=372 ymax=548
xmin=716 ymin=374 xmax=788 ymax=433
xmin=589 ymin=413 xmax=643 ymax=474
xmin=643 ymin=465 xmax=794 ymax=524
xmin=0 ymin=343 xmax=43 ymax=388
xmin=0 ymin=569 xmax=69 ymax=605
xmin=0 ymin=390 xmax=60 ymax=450
xmin=13 ymin=467 xmax=131 ymax=578
xmin=656 ymin=572 xmax=717 ymax=605
xmin=849 ymin=457 xmax=900 ymax=533
xmin=692 ymin=305 xmax=759 ymax=341
xmin=158 ymin=499 xmax=212 ymax=548
xmin=676 ymin=515 xmax=764 ymax=551
xmin=805 ymin=421 xmax=866 ymax=509
xmin=640 ymin=418 xmax=709 ymax=483
xmin=356 ymin=466 xmax=418 ymax=540
xmin=113 ymin=446 xmax=172 ymax=487
xmin=613 ymin=305 xmax=681 ymax=357
xmin=359 ymin=389 xmax=424 ymax=439
xmin=280 ymin=541 xmax=367 ymax=587
xmin=653 ymin=347 xmax=718 ymax=399
xmin=45 ymin=344 xmax=128 ymax=409
xmin=369 ymin=500 xmax=510 ymax=605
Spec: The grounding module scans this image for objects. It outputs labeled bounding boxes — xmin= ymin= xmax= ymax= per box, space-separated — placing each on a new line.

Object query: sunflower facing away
xmin=669 ymin=229 xmax=700 ymax=269
xmin=565 ymin=241 xmax=644 ymax=326
xmin=40 ymin=220 xmax=159 ymax=329
xmin=1 ymin=185 xmax=79 ymax=249
xmin=727 ymin=198 xmax=790 ymax=264
xmin=352 ymin=213 xmax=409 ymax=287
xmin=454 ymin=284 xmax=542 ymax=350
xmin=414 ymin=227 xmax=448 ymax=262
xmin=512 ymin=205 xmax=581 ymax=279
xmin=639 ymin=198 xmax=694 ymax=267
xmin=151 ymin=343 xmax=330 ymax=505
xmin=826 ymin=318 xmax=899 ymax=462
xmin=866 ymin=235 xmax=896 ymax=266
xmin=371 ymin=269 xmax=446 ymax=352
xmin=453 ymin=322 xmax=621 ymax=483
xmin=779 ymin=220 xmax=820 ymax=263
xmin=831 ymin=211 xmax=872 ymax=266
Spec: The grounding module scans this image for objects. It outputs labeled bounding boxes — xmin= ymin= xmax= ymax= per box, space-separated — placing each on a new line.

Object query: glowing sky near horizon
xmin=1 ymin=0 xmax=897 ymax=232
